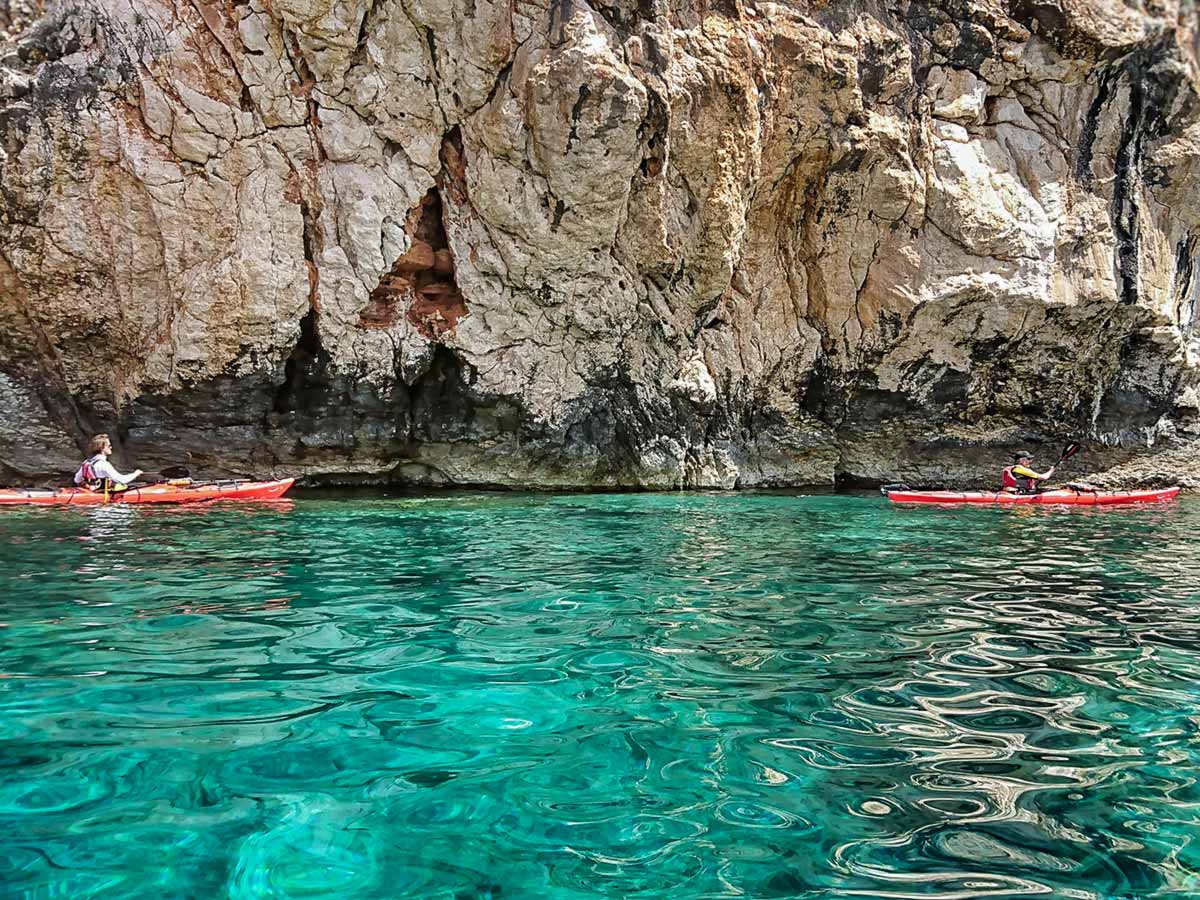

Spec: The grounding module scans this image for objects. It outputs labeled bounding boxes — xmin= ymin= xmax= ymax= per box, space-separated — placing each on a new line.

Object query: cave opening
xmin=273 ymin=306 xmax=327 ymax=414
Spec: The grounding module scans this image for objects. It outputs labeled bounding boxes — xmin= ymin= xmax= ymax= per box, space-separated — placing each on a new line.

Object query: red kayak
xmin=885 ymin=486 xmax=1180 ymax=506
xmin=0 ymin=478 xmax=295 ymax=506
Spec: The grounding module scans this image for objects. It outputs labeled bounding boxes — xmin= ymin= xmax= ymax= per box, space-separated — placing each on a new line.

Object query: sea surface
xmin=2 ymin=491 xmax=1200 ymax=899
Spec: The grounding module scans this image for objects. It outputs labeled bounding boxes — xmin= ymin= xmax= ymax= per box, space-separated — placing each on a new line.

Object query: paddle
xmin=1049 ymin=442 xmax=1084 ymax=492
xmin=137 ymin=469 xmax=253 ymax=490
xmin=1056 ymin=442 xmax=1081 ymax=467
xmin=133 ymin=466 xmax=192 ymax=485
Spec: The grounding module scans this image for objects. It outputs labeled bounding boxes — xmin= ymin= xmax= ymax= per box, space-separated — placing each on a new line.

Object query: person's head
xmin=1014 ymin=450 xmax=1033 ymax=465
xmin=88 ymin=434 xmax=113 ymax=457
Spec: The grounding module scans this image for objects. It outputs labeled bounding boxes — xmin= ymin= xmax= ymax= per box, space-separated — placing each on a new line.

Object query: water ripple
xmin=2 ymin=493 xmax=1200 ymax=898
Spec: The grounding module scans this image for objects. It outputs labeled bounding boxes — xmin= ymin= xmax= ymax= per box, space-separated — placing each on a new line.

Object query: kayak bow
xmin=0 ymin=478 xmax=295 ymax=506
xmin=885 ymin=486 xmax=1180 ymax=506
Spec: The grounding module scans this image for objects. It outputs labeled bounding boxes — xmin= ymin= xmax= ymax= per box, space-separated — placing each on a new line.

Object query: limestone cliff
xmin=2 ymin=0 xmax=1199 ymax=488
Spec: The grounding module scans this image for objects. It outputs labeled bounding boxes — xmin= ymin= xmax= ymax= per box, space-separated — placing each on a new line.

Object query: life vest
xmin=1002 ymin=465 xmax=1035 ymax=493
xmin=79 ymin=454 xmax=104 ymax=488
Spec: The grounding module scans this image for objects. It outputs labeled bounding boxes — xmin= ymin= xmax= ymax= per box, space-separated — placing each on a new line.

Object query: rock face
xmin=2 ymin=0 xmax=1200 ymax=488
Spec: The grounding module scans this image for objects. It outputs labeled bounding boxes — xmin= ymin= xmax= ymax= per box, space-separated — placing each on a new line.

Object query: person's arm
xmin=94 ymin=458 xmax=142 ymax=484
xmin=1013 ymin=464 xmax=1055 ymax=480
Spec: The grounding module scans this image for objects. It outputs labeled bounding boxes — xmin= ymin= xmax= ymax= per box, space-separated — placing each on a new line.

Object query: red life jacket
xmin=79 ymin=454 xmax=104 ymax=487
xmin=1002 ymin=465 xmax=1034 ymax=493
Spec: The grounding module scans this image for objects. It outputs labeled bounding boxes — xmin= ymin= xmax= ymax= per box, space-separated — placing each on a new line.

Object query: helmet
xmin=1013 ymin=450 xmax=1033 ymax=461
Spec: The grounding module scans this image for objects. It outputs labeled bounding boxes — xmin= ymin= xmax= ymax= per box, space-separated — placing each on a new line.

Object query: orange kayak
xmin=885 ymin=486 xmax=1180 ymax=506
xmin=0 ymin=478 xmax=295 ymax=506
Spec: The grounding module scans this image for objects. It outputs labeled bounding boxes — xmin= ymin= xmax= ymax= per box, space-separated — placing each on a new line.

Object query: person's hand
xmin=1047 ymin=466 xmax=1056 ymax=475
xmin=133 ymin=469 xmax=144 ymax=480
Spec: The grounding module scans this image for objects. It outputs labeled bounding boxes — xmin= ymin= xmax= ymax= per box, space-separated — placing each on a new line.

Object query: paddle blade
xmin=1058 ymin=442 xmax=1081 ymax=464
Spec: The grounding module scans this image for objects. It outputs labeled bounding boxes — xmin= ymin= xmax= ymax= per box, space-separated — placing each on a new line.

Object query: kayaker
xmin=73 ymin=434 xmax=142 ymax=491
xmin=1001 ymin=451 xmax=1054 ymax=494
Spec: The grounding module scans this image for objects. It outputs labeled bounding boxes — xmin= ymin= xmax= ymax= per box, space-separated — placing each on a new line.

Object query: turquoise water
xmin=3 ymin=492 xmax=1200 ymax=899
